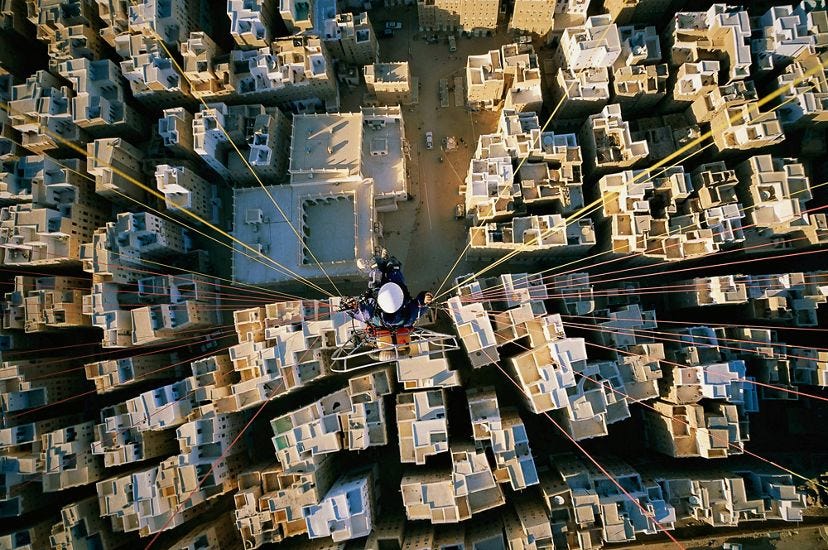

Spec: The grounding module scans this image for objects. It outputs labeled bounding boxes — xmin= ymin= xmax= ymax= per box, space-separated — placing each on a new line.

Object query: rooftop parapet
xmin=710 ymin=103 xmax=785 ymax=153
xmin=181 ymin=32 xmax=235 ymax=101
xmin=400 ymin=444 xmax=505 ymax=523
xmin=158 ymin=106 xmax=195 ymax=158
xmin=93 ymin=0 xmax=129 ymax=47
xmin=688 ymin=80 xmax=758 ymax=124
xmin=9 ymin=70 xmax=85 ymax=154
xmin=466 ymin=387 xmax=538 ymax=490
xmin=193 ymin=103 xmax=291 ymax=185
xmin=446 ymin=296 xmax=499 ymax=368
xmin=57 ymin=57 xmax=145 ymax=139
xmin=96 ymin=412 xmax=248 ymax=537
xmin=464 ymin=155 xmax=516 ymax=223
xmin=396 ymin=389 xmax=449 ymax=465
xmin=669 ymin=271 xmax=828 ymax=328
xmin=223 ymin=300 xmax=353 ymax=410
xmin=580 ymin=103 xmax=649 ymax=174
xmin=49 ymin=496 xmax=120 ymax=549
xmin=552 ymin=66 xmax=611 ymax=119
xmin=598 ymin=167 xmax=727 ymax=260
xmin=671 ymin=60 xmax=720 ymax=105
xmin=612 ymin=64 xmax=668 ymax=113
xmin=671 ymin=275 xmax=749 ymax=308
xmin=81 ymin=211 xmax=192 ymax=287
xmin=745 ymin=271 xmax=828 ymax=327
xmin=42 ymin=421 xmax=103 ymax=492
xmin=545 ymin=453 xmax=676 ymax=544
xmin=616 ymin=24 xmax=662 ymax=68
xmin=270 ymin=369 xmax=392 ymax=471
xmin=364 ymin=62 xmax=417 ymax=106
xmin=32 ymin=0 xmax=103 ymax=70
xmin=228 ymin=0 xmax=276 ymax=48
xmin=115 ymin=34 xmax=192 ymax=108
xmin=0 ymin=156 xmax=109 ymax=267
xmin=2 ymin=275 xmax=89 ymax=332
xmin=233 ymin=457 xmax=336 ymax=546
xmin=751 ymin=5 xmax=815 ymax=72
xmin=0 ymin=360 xmax=86 ymax=423
xmin=280 ymin=0 xmax=314 ymax=33
xmin=86 ymin=137 xmax=146 ymax=203
xmin=508 ymin=329 xmax=584 ymax=414
xmin=556 ymin=14 xmax=622 ymax=71
xmin=775 ymin=51 xmax=828 ymax=127
xmin=227 ymin=37 xmax=336 ymax=110
xmin=668 ymin=4 xmax=752 ymax=82
xmin=466 ymin=49 xmax=505 ymax=111
xmin=321 ymin=11 xmax=378 ymax=67
xmin=643 ymin=400 xmax=748 ymax=458
xmin=735 ymin=155 xmax=811 ymax=238
xmin=154 ymin=163 xmax=218 ymax=223
xmin=302 ymin=464 xmax=378 ymax=542
xmin=467 ymin=214 xmax=595 ymax=260
xmin=84 ymin=353 xmax=178 ymax=394
xmin=127 ymin=0 xmax=198 ymax=45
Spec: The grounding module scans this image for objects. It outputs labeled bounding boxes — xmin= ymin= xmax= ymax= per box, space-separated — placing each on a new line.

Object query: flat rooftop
xmin=303 ymin=195 xmax=355 ymax=262
xmin=232 ymin=182 xmax=375 ymax=286
xmin=289 ymin=113 xmax=363 ymax=179
xmin=361 ymin=110 xmax=406 ymax=200
xmin=372 ymin=62 xmax=408 ymax=83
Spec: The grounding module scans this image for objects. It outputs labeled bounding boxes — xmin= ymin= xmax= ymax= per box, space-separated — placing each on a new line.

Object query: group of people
xmin=344 ymin=255 xmax=432 ymax=329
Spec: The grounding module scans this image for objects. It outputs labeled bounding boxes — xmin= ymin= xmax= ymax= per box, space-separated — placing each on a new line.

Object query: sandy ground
xmin=339 ymin=5 xmax=513 ymax=295
xmin=617 ymin=523 xmax=828 ymax=550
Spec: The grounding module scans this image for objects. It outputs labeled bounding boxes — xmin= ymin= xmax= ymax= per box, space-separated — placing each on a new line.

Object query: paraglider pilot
xmin=344 ymin=255 xmax=433 ymax=328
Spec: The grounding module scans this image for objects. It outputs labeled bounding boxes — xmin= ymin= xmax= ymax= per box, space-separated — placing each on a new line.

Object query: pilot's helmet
xmin=377 ymin=282 xmax=404 ymax=314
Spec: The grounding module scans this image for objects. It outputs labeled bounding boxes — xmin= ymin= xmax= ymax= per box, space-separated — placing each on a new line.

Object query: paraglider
xmin=332 ymin=253 xmax=457 ymax=372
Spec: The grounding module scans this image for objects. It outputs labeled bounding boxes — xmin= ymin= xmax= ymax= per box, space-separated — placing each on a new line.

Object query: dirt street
xmin=341 ymin=5 xmax=514 ymax=293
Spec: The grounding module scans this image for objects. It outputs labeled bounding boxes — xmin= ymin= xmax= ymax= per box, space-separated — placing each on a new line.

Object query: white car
xmin=425 ymin=131 xmax=433 ymax=149
xmin=385 ymin=21 xmax=402 ymax=30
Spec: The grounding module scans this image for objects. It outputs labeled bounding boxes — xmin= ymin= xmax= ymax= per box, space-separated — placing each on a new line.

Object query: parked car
xmin=448 ymin=35 xmax=457 ymax=52
xmin=381 ymin=28 xmax=393 ymax=38
xmin=385 ymin=21 xmax=402 ymax=30
xmin=454 ymin=204 xmax=466 ymax=219
xmin=517 ymin=35 xmax=531 ymax=44
xmin=425 ymin=131 xmax=433 ymax=150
